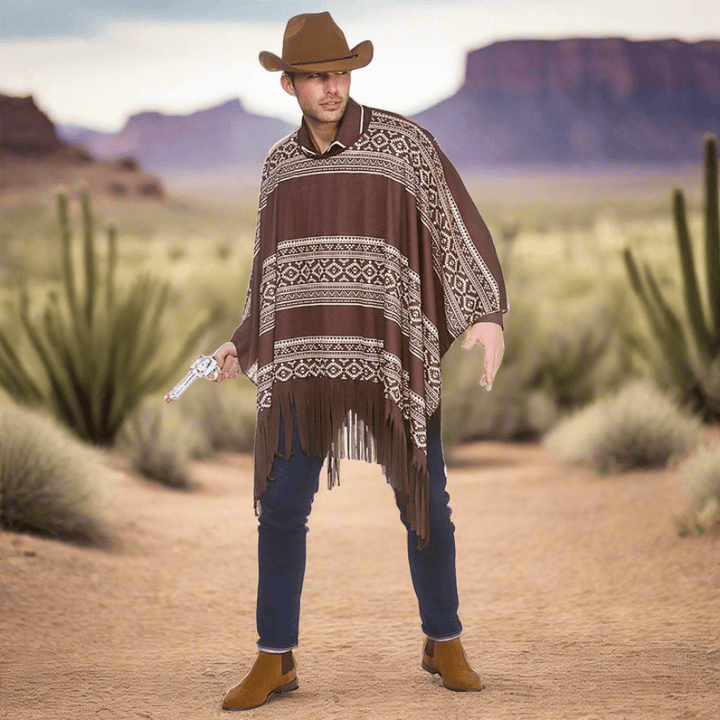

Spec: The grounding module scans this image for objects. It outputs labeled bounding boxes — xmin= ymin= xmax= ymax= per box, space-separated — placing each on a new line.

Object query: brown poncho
xmin=231 ymin=98 xmax=508 ymax=549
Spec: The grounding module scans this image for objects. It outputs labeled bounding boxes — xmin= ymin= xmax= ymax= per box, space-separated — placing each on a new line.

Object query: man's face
xmin=281 ymin=71 xmax=352 ymax=124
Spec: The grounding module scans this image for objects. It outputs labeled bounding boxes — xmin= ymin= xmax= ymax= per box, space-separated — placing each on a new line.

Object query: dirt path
xmin=1 ymin=439 xmax=718 ymax=719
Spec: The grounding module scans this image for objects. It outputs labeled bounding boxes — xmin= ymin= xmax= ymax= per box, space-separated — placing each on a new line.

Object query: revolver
xmin=164 ymin=354 xmax=221 ymax=403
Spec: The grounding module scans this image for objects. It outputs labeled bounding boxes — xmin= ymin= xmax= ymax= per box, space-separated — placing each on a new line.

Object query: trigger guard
xmin=208 ymin=369 xmax=219 ymax=381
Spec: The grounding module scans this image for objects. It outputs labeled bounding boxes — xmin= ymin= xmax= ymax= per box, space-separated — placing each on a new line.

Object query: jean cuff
xmin=257 ymin=643 xmax=297 ymax=653
xmin=427 ymin=632 xmax=461 ymax=642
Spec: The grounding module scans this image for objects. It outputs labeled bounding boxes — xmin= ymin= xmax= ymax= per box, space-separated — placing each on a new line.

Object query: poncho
xmin=231 ymin=97 xmax=508 ymax=549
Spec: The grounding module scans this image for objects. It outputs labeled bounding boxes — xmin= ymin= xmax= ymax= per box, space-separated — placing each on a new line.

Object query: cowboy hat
xmin=259 ymin=12 xmax=373 ymax=73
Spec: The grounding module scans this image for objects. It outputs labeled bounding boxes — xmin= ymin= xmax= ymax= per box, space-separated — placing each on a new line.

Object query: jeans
xmin=256 ymin=401 xmax=463 ymax=651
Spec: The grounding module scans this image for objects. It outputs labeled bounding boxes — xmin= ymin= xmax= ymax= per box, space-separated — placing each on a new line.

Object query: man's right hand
xmin=212 ymin=342 xmax=240 ymax=382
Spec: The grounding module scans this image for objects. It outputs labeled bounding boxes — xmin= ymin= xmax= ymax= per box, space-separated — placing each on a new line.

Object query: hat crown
xmin=281 ymin=12 xmax=352 ymax=65
xmin=258 ymin=11 xmax=372 ymax=73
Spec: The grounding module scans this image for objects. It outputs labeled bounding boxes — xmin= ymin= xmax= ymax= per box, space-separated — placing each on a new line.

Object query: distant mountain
xmin=58 ymin=99 xmax=295 ymax=176
xmin=54 ymin=37 xmax=720 ymax=177
xmin=411 ymin=37 xmax=720 ymax=168
xmin=0 ymin=93 xmax=164 ymax=198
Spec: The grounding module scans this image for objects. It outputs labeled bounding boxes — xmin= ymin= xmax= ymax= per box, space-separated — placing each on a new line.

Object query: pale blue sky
xmin=1 ymin=0 xmax=717 ymax=131
xmin=2 ymin=0 xmax=442 ymax=38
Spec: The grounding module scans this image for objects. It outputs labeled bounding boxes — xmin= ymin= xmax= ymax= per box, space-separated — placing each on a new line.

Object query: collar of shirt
xmin=297 ymin=97 xmax=369 ymax=159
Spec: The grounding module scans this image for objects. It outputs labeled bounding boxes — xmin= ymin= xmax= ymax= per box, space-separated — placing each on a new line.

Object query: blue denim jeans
xmin=256 ymin=402 xmax=463 ymax=651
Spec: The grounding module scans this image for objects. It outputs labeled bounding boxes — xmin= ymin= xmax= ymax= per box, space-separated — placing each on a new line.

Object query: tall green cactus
xmin=623 ymin=133 xmax=720 ymax=420
xmin=0 ymin=190 xmax=210 ymax=444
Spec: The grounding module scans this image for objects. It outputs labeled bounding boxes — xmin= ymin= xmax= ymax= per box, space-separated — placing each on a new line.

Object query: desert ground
xmin=1 ymin=433 xmax=719 ymax=720
xmin=2 ymin=161 xmax=719 ymax=719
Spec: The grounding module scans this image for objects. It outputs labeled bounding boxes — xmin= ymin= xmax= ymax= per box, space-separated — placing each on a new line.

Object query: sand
xmin=1 ymin=439 xmax=719 ymax=720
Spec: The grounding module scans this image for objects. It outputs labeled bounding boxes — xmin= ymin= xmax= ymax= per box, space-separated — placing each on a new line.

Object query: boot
xmin=222 ymin=650 xmax=298 ymax=711
xmin=421 ymin=637 xmax=484 ymax=692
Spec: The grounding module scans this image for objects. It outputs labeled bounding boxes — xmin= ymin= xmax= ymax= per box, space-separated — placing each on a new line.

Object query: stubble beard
xmin=305 ymin=96 xmax=348 ymax=125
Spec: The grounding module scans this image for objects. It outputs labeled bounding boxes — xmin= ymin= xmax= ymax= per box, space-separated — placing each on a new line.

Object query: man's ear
xmin=280 ymin=74 xmax=296 ymax=97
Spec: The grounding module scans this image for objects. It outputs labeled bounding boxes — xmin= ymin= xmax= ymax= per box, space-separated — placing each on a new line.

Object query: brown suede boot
xmin=421 ymin=637 xmax=484 ymax=692
xmin=222 ymin=650 xmax=298 ymax=711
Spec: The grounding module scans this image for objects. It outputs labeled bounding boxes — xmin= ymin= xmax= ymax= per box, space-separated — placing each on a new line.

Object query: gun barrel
xmin=164 ymin=354 xmax=221 ymax=403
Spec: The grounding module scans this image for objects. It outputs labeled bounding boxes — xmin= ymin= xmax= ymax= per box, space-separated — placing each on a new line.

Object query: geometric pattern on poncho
xmin=240 ymin=108 xmax=502 ymax=458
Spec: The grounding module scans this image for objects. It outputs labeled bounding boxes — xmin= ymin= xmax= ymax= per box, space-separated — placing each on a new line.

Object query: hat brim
xmin=259 ymin=40 xmax=373 ymax=73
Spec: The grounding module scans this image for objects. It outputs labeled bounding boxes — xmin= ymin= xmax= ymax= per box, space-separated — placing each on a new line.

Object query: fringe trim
xmin=253 ymin=379 xmax=431 ymax=550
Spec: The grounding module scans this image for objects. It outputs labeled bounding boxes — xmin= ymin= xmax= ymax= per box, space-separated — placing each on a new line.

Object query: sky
xmin=1 ymin=0 xmax=718 ymax=132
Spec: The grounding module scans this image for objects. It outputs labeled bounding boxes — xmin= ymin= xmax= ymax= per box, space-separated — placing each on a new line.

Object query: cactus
xmin=0 ymin=190 xmax=210 ymax=444
xmin=623 ymin=133 xmax=720 ymax=420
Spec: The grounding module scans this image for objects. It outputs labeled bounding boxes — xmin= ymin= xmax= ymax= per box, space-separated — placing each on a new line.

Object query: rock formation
xmin=411 ymin=37 xmax=720 ymax=168
xmin=0 ymin=94 xmax=62 ymax=153
xmin=34 ymin=36 xmax=720 ymax=177
xmin=0 ymin=93 xmax=164 ymax=198
xmin=62 ymin=99 xmax=295 ymax=176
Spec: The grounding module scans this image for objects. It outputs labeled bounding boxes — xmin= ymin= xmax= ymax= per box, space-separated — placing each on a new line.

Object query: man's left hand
xmin=462 ymin=321 xmax=504 ymax=391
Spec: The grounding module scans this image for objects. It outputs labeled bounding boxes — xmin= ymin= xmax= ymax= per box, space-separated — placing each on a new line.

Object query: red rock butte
xmin=0 ymin=92 xmax=164 ymax=199
xmin=462 ymin=37 xmax=720 ymax=97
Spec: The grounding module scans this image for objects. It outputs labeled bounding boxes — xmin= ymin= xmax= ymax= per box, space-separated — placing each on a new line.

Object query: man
xmin=213 ymin=11 xmax=508 ymax=711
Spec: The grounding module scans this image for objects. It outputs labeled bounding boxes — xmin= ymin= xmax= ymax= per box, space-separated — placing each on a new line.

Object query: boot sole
xmin=222 ymin=677 xmax=299 ymax=712
xmin=422 ymin=660 xmax=484 ymax=692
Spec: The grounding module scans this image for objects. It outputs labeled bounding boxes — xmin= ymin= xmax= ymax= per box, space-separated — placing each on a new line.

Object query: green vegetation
xmin=0 ymin=190 xmax=210 ymax=444
xmin=542 ymin=380 xmax=703 ymax=474
xmin=441 ymin=261 xmax=637 ymax=462
xmin=114 ymin=381 xmax=256 ymax=488
xmin=623 ymin=133 xmax=720 ymax=421
xmin=675 ymin=445 xmax=720 ymax=535
xmin=0 ymin=162 xmax=712 ymax=482
xmin=0 ymin=400 xmax=113 ymax=545
xmin=178 ymin=381 xmax=257 ymax=454
xmin=116 ymin=396 xmax=205 ymax=489
xmin=441 ymin=141 xmax=716 ymax=465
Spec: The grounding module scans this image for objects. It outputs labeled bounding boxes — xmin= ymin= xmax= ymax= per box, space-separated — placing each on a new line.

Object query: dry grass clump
xmin=179 ymin=382 xmax=256 ymax=454
xmin=116 ymin=397 xmax=209 ymax=489
xmin=116 ymin=380 xmax=256 ymax=489
xmin=542 ymin=379 xmax=703 ymax=474
xmin=675 ymin=446 xmax=720 ymax=535
xmin=0 ymin=191 xmax=209 ymax=446
xmin=0 ymin=401 xmax=113 ymax=545
xmin=441 ymin=289 xmax=628 ymax=463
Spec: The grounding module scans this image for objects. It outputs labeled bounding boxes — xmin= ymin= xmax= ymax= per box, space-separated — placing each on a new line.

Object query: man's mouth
xmin=321 ymin=100 xmax=341 ymax=108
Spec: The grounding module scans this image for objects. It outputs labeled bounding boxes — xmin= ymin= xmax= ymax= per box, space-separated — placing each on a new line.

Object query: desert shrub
xmin=0 ymin=401 xmax=113 ymax=545
xmin=675 ymin=446 xmax=720 ymax=535
xmin=165 ymin=259 xmax=250 ymax=355
xmin=528 ymin=306 xmax=615 ymax=411
xmin=116 ymin=396 xmax=210 ymax=489
xmin=542 ymin=379 xmax=703 ymax=474
xmin=215 ymin=238 xmax=233 ymax=260
xmin=0 ymin=191 xmax=209 ymax=445
xmin=168 ymin=243 xmax=187 ymax=261
xmin=178 ymin=381 xmax=256 ymax=454
xmin=440 ymin=285 xmax=628 ymax=462
xmin=623 ymin=133 xmax=720 ymax=422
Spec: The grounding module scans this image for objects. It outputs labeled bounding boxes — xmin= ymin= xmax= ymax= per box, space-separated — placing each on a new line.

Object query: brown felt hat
xmin=259 ymin=12 xmax=373 ymax=73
